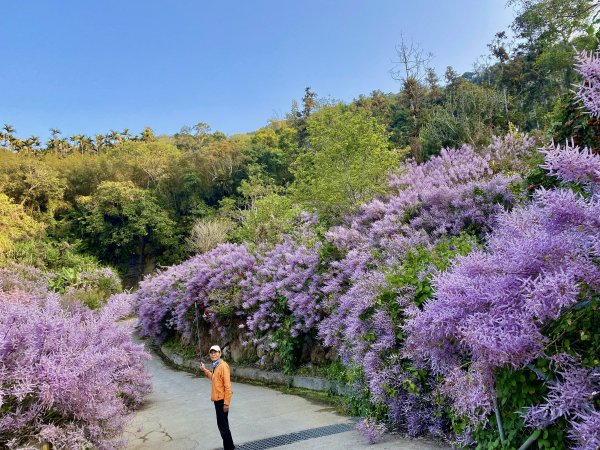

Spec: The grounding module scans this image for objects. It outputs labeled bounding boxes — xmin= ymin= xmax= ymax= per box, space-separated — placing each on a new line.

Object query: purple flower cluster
xmin=136 ymin=217 xmax=326 ymax=354
xmin=136 ymin=255 xmax=203 ymax=342
xmin=575 ymin=49 xmax=600 ymax=117
xmin=180 ymin=243 xmax=256 ymax=339
xmin=135 ymin=136 xmax=530 ymax=438
xmin=316 ymin=141 xmax=523 ymax=434
xmin=541 ymin=142 xmax=600 ymax=188
xmin=137 ymin=243 xmax=257 ymax=342
xmin=486 ymin=131 xmax=540 ymax=173
xmin=356 ymin=418 xmax=386 ymax=444
xmin=321 ymin=142 xmax=519 ymax=303
xmin=522 ymin=354 xmax=600 ymax=450
xmin=404 ymin=183 xmax=599 ymax=420
xmin=0 ymin=263 xmax=49 ymax=298
xmin=242 ymin=233 xmax=322 ymax=349
xmin=133 ymin=53 xmax=600 ymax=447
xmin=354 ymin=143 xmax=517 ymax=245
xmin=0 ymin=290 xmax=151 ymax=449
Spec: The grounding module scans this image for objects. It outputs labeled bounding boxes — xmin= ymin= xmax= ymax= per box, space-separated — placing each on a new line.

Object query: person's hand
xmin=200 ymin=362 xmax=206 ymax=371
xmin=223 ymin=404 xmax=229 ymax=413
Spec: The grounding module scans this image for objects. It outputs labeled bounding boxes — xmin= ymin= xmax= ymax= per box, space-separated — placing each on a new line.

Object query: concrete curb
xmin=158 ymin=344 xmax=352 ymax=395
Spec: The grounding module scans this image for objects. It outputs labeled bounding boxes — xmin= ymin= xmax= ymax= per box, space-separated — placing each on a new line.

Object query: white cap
xmin=209 ymin=345 xmax=221 ymax=353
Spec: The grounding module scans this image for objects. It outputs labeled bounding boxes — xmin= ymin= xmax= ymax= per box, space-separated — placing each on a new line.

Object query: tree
xmin=489 ymin=0 xmax=600 ymax=129
xmin=70 ymin=134 xmax=86 ymax=155
xmin=140 ymin=126 xmax=156 ymax=142
xmin=22 ymin=136 xmax=41 ymax=154
xmin=390 ymin=36 xmax=433 ymax=161
xmin=0 ymin=193 xmax=44 ymax=257
xmin=174 ymin=122 xmax=216 ymax=152
xmin=110 ymin=140 xmax=182 ymax=190
xmin=291 ymin=105 xmax=399 ymax=221
xmin=78 ymin=181 xmax=176 ymax=277
xmin=196 ymin=139 xmax=246 ymax=197
xmin=509 ymin=0 xmax=598 ymax=52
xmin=46 ymin=128 xmax=71 ymax=156
xmin=291 ymin=87 xmax=317 ymax=148
xmin=352 ymin=90 xmax=395 ymax=129
xmin=419 ymin=80 xmax=506 ymax=156
xmin=0 ymin=157 xmax=66 ymax=216
xmin=1 ymin=124 xmax=16 ymax=152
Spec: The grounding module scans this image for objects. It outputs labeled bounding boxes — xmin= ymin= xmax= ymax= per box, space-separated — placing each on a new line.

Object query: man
xmin=200 ymin=344 xmax=235 ymax=450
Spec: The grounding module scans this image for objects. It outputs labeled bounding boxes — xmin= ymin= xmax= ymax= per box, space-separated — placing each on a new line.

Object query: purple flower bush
xmin=575 ymin=49 xmax=600 ymax=118
xmin=137 ymin=244 xmax=258 ymax=344
xmin=316 ymin=139 xmax=529 ymax=436
xmin=356 ymin=418 xmax=386 ymax=444
xmin=1 ymin=262 xmax=122 ymax=310
xmin=132 ymin=48 xmax=600 ymax=449
xmin=178 ymin=243 xmax=256 ymax=339
xmin=0 ymin=289 xmax=151 ymax=449
xmin=404 ymin=147 xmax=600 ymax=445
xmin=320 ymin=140 xmax=524 ymax=309
xmin=241 ymin=229 xmax=322 ymax=354
xmin=401 ymin=50 xmax=600 ymax=446
xmin=541 ymin=142 xmax=600 ymax=187
xmin=0 ymin=263 xmax=49 ymax=298
xmin=522 ymin=354 xmax=600 ymax=450
xmin=136 ymin=255 xmax=203 ymax=343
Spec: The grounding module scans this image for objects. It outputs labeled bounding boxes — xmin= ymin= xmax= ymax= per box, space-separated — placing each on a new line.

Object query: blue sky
xmin=0 ymin=1 xmax=515 ymax=141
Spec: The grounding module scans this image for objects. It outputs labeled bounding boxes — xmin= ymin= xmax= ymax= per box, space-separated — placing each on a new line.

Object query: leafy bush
xmin=0 ymin=194 xmax=44 ymax=257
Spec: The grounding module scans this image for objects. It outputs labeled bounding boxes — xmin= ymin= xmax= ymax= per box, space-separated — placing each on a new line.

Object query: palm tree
xmin=94 ymin=134 xmax=104 ymax=155
xmin=48 ymin=129 xmax=71 ymax=156
xmin=2 ymin=124 xmax=16 ymax=151
xmin=140 ymin=126 xmax=156 ymax=142
xmin=58 ymin=137 xmax=71 ymax=156
xmin=48 ymin=128 xmax=61 ymax=154
xmin=12 ymin=138 xmax=24 ymax=153
xmin=70 ymin=134 xmax=85 ymax=155
xmin=108 ymin=129 xmax=122 ymax=146
xmin=82 ymin=135 xmax=94 ymax=154
xmin=22 ymin=135 xmax=41 ymax=154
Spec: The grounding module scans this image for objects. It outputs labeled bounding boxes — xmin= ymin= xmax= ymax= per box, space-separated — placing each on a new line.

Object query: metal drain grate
xmin=218 ymin=423 xmax=354 ymax=450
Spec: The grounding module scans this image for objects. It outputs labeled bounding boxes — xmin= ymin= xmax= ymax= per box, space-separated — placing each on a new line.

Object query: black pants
xmin=214 ymin=399 xmax=235 ymax=450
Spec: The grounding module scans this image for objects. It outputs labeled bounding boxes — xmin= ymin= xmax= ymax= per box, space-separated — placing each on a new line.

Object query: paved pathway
xmin=124 ymin=342 xmax=449 ymax=450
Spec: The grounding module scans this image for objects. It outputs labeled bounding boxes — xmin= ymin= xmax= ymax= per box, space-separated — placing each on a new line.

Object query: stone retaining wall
xmin=158 ymin=344 xmax=351 ymax=396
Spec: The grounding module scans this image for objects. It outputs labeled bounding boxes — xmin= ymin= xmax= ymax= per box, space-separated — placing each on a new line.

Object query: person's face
xmin=209 ymin=350 xmax=221 ymax=362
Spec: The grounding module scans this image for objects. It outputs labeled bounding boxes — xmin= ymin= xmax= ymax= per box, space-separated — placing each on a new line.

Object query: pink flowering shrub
xmin=0 ymin=290 xmax=151 ymax=449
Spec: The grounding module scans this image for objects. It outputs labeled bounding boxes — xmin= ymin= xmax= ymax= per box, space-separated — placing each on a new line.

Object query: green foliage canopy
xmin=77 ymin=181 xmax=175 ymax=263
xmin=291 ymin=105 xmax=400 ymax=221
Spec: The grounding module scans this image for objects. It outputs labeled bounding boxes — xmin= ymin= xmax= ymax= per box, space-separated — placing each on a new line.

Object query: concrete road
xmin=124 ymin=346 xmax=449 ymax=450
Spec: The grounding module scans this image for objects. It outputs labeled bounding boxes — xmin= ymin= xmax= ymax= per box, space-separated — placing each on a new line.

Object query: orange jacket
xmin=203 ymin=360 xmax=233 ymax=405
